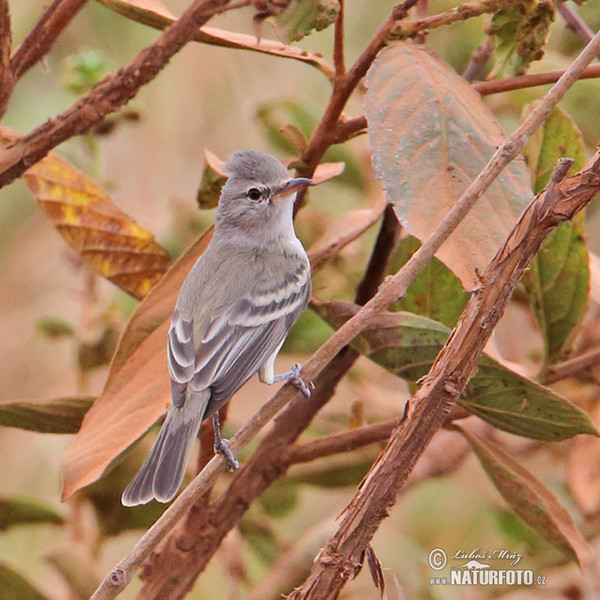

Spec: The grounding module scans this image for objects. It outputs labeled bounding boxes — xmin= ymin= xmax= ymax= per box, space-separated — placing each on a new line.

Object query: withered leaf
xmin=0 ymin=128 xmax=171 ymax=300
xmin=365 ymin=43 xmax=532 ymax=289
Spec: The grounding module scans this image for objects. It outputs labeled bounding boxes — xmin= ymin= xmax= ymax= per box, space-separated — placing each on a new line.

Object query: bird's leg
xmin=271 ymin=363 xmax=314 ymax=398
xmin=212 ymin=412 xmax=239 ymax=472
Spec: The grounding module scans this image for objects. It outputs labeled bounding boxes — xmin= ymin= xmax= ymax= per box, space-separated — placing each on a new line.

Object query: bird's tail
xmin=121 ymin=390 xmax=209 ymax=506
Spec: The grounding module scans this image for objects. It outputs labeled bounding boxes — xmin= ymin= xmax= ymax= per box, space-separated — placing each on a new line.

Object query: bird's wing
xmin=190 ymin=260 xmax=311 ymax=408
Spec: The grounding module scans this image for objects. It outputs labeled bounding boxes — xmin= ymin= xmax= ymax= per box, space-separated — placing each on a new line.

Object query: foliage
xmin=1 ymin=1 xmax=600 ymax=599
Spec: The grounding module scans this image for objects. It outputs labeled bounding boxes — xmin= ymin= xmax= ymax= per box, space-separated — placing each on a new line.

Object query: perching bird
xmin=122 ymin=150 xmax=312 ymax=506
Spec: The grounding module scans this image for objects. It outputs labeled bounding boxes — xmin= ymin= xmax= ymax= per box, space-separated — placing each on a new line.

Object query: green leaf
xmin=0 ymin=563 xmax=50 ymax=600
xmin=522 ymin=105 xmax=589 ymax=364
xmin=36 ymin=316 xmax=75 ymax=339
xmin=274 ymin=0 xmax=340 ymax=43
xmin=387 ymin=235 xmax=469 ymax=328
xmin=288 ymin=459 xmax=373 ymax=488
xmin=0 ymin=397 xmax=94 ymax=433
xmin=258 ymin=479 xmax=299 ymax=518
xmin=365 ymin=43 xmax=532 ymax=289
xmin=456 ymin=424 xmax=594 ymax=567
xmin=61 ymin=49 xmax=110 ymax=95
xmin=0 ymin=497 xmax=64 ymax=530
xmin=312 ymin=300 xmax=598 ymax=441
xmin=487 ymin=1 xmax=555 ymax=78
xmin=239 ymin=516 xmax=280 ymax=565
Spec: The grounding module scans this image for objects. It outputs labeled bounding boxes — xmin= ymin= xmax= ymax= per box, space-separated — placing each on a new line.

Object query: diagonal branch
xmin=10 ymin=0 xmax=88 ymax=81
xmin=0 ymin=0 xmax=233 ymax=189
xmin=0 ymin=0 xmax=11 ymax=118
xmin=289 ymin=153 xmax=600 ymax=599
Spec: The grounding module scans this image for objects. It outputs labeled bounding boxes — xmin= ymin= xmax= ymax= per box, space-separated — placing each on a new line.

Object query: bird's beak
xmin=272 ymin=177 xmax=313 ymax=199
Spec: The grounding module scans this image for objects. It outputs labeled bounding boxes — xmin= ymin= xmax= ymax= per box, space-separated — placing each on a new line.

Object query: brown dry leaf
xmin=456 ymin=424 xmax=595 ymax=567
xmin=61 ymin=230 xmax=213 ymax=498
xmin=568 ymin=404 xmax=600 ymax=516
xmin=0 ymin=128 xmax=171 ymax=299
xmin=364 ymin=544 xmax=386 ymax=598
xmin=205 ymin=148 xmax=227 ymax=176
xmin=311 ymin=161 xmax=345 ymax=185
xmin=365 ymin=43 xmax=532 ymax=289
xmin=308 ymin=193 xmax=385 ymax=271
xmin=95 ymin=0 xmax=334 ymax=77
xmin=61 ymin=319 xmax=169 ymax=499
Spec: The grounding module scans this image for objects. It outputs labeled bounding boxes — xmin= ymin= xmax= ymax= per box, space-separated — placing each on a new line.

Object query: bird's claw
xmin=289 ymin=364 xmax=313 ymax=398
xmin=214 ymin=437 xmax=240 ymax=472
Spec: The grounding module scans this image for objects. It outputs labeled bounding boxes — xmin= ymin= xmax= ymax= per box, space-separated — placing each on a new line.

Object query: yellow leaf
xmin=1 ymin=128 xmax=171 ymax=299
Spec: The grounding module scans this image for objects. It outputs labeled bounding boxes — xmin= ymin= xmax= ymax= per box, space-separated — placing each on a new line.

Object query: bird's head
xmin=215 ymin=150 xmax=311 ymax=241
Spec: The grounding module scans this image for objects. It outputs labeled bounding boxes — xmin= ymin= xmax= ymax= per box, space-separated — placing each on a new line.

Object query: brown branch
xmin=557 ymin=3 xmax=594 ymax=45
xmin=544 ymin=347 xmax=600 ymax=385
xmin=0 ymin=0 xmax=10 ymax=118
xmin=134 ymin=192 xmax=400 ymax=600
xmin=286 ymin=419 xmax=399 ymax=465
xmin=473 ymin=63 xmax=600 ymax=95
xmin=289 ymin=153 xmax=600 ymax=599
xmin=0 ymin=0 xmax=232 ymax=190
xmin=91 ymin=28 xmax=600 ymax=600
xmin=333 ymin=0 xmax=345 ymax=77
xmin=10 ymin=0 xmax=87 ymax=80
xmin=138 ymin=347 xmax=361 ymax=600
xmin=391 ymin=0 xmax=523 ymax=38
xmin=354 ymin=204 xmax=400 ymax=305
xmin=462 ymin=38 xmax=492 ymax=82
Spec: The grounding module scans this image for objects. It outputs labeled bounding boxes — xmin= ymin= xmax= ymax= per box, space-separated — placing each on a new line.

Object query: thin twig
xmin=391 ymin=0 xmax=524 ymax=38
xmin=544 ymin=347 xmax=600 ymax=384
xmin=354 ymin=204 xmax=400 ymax=305
xmin=473 ymin=63 xmax=600 ymax=95
xmin=557 ymin=3 xmax=594 ymax=45
xmin=0 ymin=0 xmax=11 ymax=118
xmin=10 ymin=0 xmax=88 ymax=80
xmin=286 ymin=419 xmax=399 ymax=465
xmin=96 ymin=28 xmax=600 ymax=599
xmin=462 ymin=38 xmax=492 ymax=82
xmin=289 ymin=153 xmax=600 ymax=600
xmin=0 ymin=0 xmax=233 ymax=189
xmin=333 ymin=0 xmax=345 ymax=76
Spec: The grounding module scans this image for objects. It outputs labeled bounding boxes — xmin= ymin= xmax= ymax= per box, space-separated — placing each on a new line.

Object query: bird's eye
xmin=246 ymin=187 xmax=262 ymax=202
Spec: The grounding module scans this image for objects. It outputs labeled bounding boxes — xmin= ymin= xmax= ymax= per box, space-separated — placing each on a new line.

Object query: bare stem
xmin=557 ymin=3 xmax=594 ymax=45
xmin=544 ymin=347 xmax=600 ymax=384
xmin=473 ymin=63 xmax=600 ymax=95
xmin=286 ymin=419 xmax=399 ymax=464
xmin=10 ymin=0 xmax=88 ymax=80
xmin=0 ymin=0 xmax=11 ymax=118
xmin=333 ymin=0 xmax=345 ymax=76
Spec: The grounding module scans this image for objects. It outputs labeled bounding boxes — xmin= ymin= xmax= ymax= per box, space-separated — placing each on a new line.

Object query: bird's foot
xmin=214 ymin=437 xmax=240 ymax=472
xmin=212 ymin=412 xmax=240 ymax=472
xmin=273 ymin=363 xmax=314 ymax=398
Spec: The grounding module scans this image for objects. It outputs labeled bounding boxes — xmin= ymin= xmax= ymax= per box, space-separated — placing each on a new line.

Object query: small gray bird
xmin=122 ymin=150 xmax=312 ymax=506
